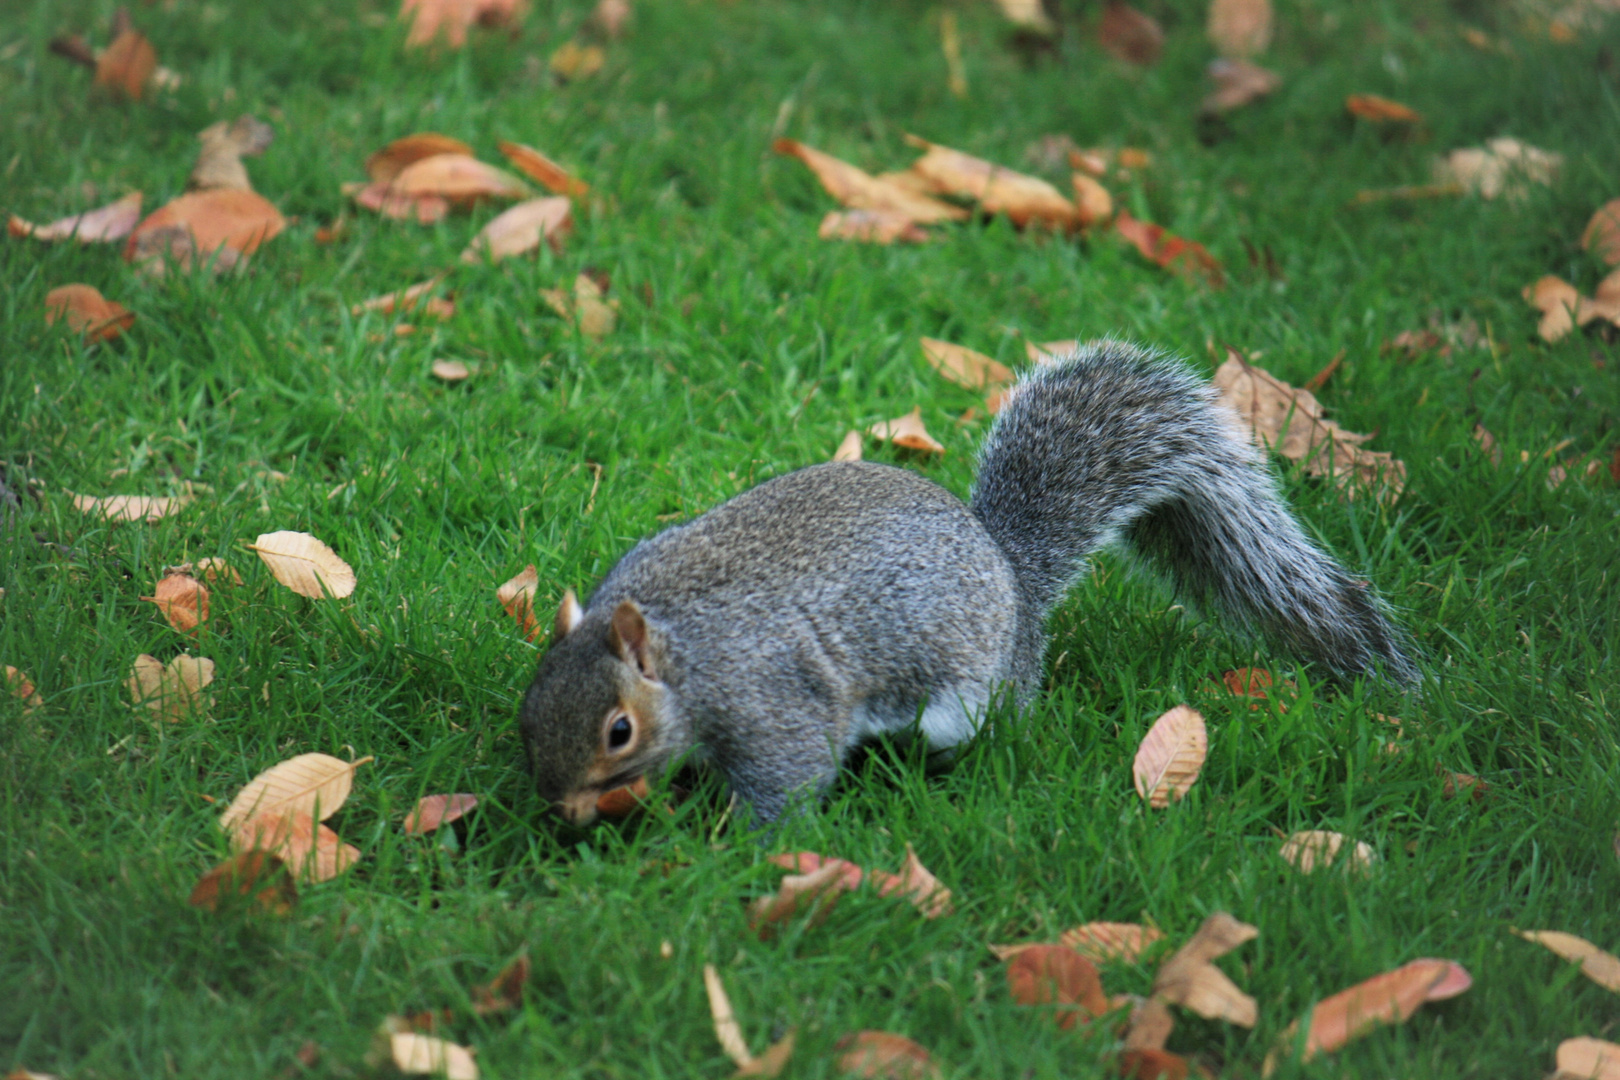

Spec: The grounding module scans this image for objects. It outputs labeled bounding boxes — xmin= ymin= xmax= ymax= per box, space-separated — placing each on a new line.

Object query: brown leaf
xmin=461 ymin=197 xmax=573 ymax=263
xmin=1557 ymin=1037 xmax=1620 ymax=1080
xmin=1113 ymin=210 xmax=1224 ymax=288
xmin=144 ymin=571 xmax=210 ymax=635
xmin=219 ymin=752 xmax=371 ymax=830
xmin=1006 ymin=945 xmax=1110 ymax=1028
xmin=749 ymin=860 xmax=856 ymax=936
xmin=126 ymin=653 xmax=215 ymax=722
xmin=868 ymin=408 xmax=944 ymax=456
xmin=96 ymin=28 xmax=156 ymax=99
xmin=1070 ymin=173 xmax=1114 ymax=227
xmin=249 ymin=530 xmax=357 ymax=599
xmin=591 ymin=0 xmax=632 ymax=38
xmin=232 ymin=810 xmax=359 ymax=883
xmin=1098 ymin=2 xmax=1164 ymax=65
xmin=902 ymin=136 xmax=1080 ymax=229
xmin=70 ymin=491 xmax=190 ymax=522
xmin=189 ymin=850 xmax=297 ymax=914
xmin=1153 ymin=912 xmax=1259 ymax=1027
xmin=1522 ymin=274 xmax=1620 ymax=342
xmin=595 ymin=775 xmax=651 ymax=818
xmin=1201 ymin=58 xmax=1280 ymax=113
xmin=1433 ymin=138 xmax=1562 ymax=201
xmin=1062 ymin=922 xmax=1166 ymax=963
xmin=9 ymin=191 xmax=143 ymax=243
xmin=767 ymin=852 xmax=867 ymax=889
xmin=3 ymin=665 xmax=43 ymax=715
xmin=189 ymin=116 xmax=274 ymax=193
xmin=1271 ymin=959 xmax=1471 ymax=1069
xmin=540 ymin=273 xmax=618 ymax=337
xmin=1279 ymin=830 xmax=1376 ymax=875
xmin=773 ymin=139 xmax=969 ymax=224
xmin=1123 ymin=996 xmax=1175 ymax=1051
xmin=496 ymin=141 xmax=590 ymax=197
xmin=921 ymin=337 xmax=1014 ymax=396
xmin=402 ymin=0 xmax=527 ymax=49
xmin=1513 ymin=929 xmax=1620 ymax=992
xmin=1117 ymin=1049 xmax=1189 ymax=1080
xmin=1221 ymin=666 xmax=1274 ymax=700
xmin=818 ymin=210 xmax=929 ymax=244
xmin=550 ymin=41 xmax=605 ymax=81
xmin=1133 ymin=705 xmax=1207 ymax=808
xmin=389 ymin=1033 xmax=478 ymax=1080
xmin=1438 ymin=766 xmax=1488 ymax=800
xmin=869 ymin=843 xmax=953 ymax=919
xmin=367 ymin=133 xmax=475 ymax=183
xmin=1026 ymin=340 xmax=1078 ymax=365
xmin=354 ymin=277 xmax=455 ymax=319
xmin=380 ymin=153 xmax=529 ymax=207
xmin=1345 ymin=94 xmax=1423 ymax=124
xmin=125 ymin=189 xmax=285 ymax=271
xmin=472 ymin=952 xmax=531 ymax=1015
xmin=833 ymin=430 xmax=863 ymax=461
xmin=1583 ymin=199 xmax=1620 ymax=265
xmin=44 ymin=284 xmax=135 ymax=343
xmin=403 ymin=794 xmax=480 ymax=835
xmin=496 ymin=565 xmax=541 ymax=640
xmin=1208 ymin=0 xmax=1271 ymax=57
xmin=703 ymin=964 xmax=793 ymax=1075
xmin=835 ymin=1032 xmax=939 ymax=1080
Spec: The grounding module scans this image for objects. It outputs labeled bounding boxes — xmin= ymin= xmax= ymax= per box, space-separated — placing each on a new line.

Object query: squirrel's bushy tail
xmin=969 ymin=340 xmax=1418 ymax=684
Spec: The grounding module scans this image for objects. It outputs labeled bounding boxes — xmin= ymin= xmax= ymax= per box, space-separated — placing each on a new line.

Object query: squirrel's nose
xmin=557 ymin=791 xmax=600 ymax=826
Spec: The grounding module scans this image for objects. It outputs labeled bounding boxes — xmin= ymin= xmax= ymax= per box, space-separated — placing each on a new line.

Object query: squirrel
xmin=519 ymin=341 xmax=1418 ymax=825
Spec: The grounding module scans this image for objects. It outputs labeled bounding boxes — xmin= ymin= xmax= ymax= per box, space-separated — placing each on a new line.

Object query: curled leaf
xmin=472 ymin=952 xmax=530 ymax=1015
xmin=749 ymin=860 xmax=855 ymax=936
xmin=1152 ymin=912 xmax=1259 ymax=1027
xmin=902 ymin=135 xmax=1082 ymax=229
xmin=1582 ymin=199 xmax=1620 ymax=265
xmin=1062 ymin=922 xmax=1166 ymax=963
xmin=126 ymin=653 xmax=214 ymax=722
xmin=869 ymin=843 xmax=953 ymax=919
xmin=595 ymin=775 xmax=652 ymax=818
xmin=9 ymin=191 xmax=143 ymax=243
xmin=497 ymin=565 xmax=541 ymax=640
xmin=833 ymin=430 xmax=863 ymax=462
xmin=1269 ymin=959 xmax=1471 ymax=1070
xmin=367 ymin=133 xmax=475 ymax=183
xmin=1346 ymin=94 xmax=1423 ymax=124
xmin=1558 ymin=1037 xmax=1620 ymax=1080
xmin=773 ymin=139 xmax=968 ymax=224
xmin=460 ymin=196 xmax=572 ymax=263
xmin=1115 ymin=210 xmax=1224 ymax=288
xmin=96 ymin=28 xmax=156 ymax=99
xmin=868 ymin=408 xmax=944 ymax=456
xmin=44 ymin=284 xmax=135 ymax=342
xmin=189 ymin=116 xmax=274 ymax=192
xmin=496 ymin=141 xmax=590 ymax=197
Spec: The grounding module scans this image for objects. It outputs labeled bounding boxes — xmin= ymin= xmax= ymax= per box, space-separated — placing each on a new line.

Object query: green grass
xmin=3 ymin=0 xmax=1619 ymax=1076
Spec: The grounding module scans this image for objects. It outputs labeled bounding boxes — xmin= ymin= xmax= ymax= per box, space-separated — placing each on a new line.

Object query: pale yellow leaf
xmin=250 ymin=530 xmax=356 ymax=599
xmin=219 ymin=752 xmax=370 ymax=830
xmin=1280 ymin=830 xmax=1376 ymax=875
xmin=1558 ymin=1037 xmax=1620 ymax=1079
xmin=1026 ymin=340 xmax=1078 ymax=365
xmin=1208 ymin=0 xmax=1273 ymax=58
xmin=920 ymin=337 xmax=1014 ymax=393
xmin=833 ymin=430 xmax=863 ymax=462
xmin=390 ymin=1033 xmax=478 ymax=1080
xmin=71 ymin=492 xmax=191 ymax=522
xmin=125 ymin=653 xmax=214 ymax=722
xmin=1514 ymin=929 xmax=1620 ymax=992
xmin=868 ymin=408 xmax=944 ymax=456
xmin=704 ymin=964 xmax=754 ymax=1069
xmin=1133 ymin=705 xmax=1207 ymax=807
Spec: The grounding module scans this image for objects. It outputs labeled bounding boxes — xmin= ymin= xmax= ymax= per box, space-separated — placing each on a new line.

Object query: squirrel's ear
xmin=607 ymin=600 xmax=658 ymax=680
xmin=553 ymin=589 xmax=582 ymax=641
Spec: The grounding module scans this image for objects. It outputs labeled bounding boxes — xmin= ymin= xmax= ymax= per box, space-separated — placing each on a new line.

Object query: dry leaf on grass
xmin=496 ymin=141 xmax=590 ymax=197
xmin=991 ymin=0 xmax=1055 ymax=34
xmin=1201 ymin=58 xmax=1280 ymax=113
xmin=1558 ymin=1037 xmax=1620 ymax=1080
xmin=1582 ymin=199 xmax=1620 ymax=265
xmin=1439 ymin=766 xmax=1488 ymax=800
xmin=471 ymin=953 xmax=530 ymax=1015
xmin=592 ymin=0 xmax=633 ymax=38
xmin=871 ymin=843 xmax=954 ymax=918
xmin=1114 ymin=210 xmax=1224 ymax=288
xmin=818 ymin=210 xmax=929 ymax=244
xmin=97 ymin=27 xmax=157 ymax=99
xmin=1265 ymin=959 xmax=1470 ymax=1073
xmin=773 ymin=139 xmax=968 ymax=224
xmin=1279 ymin=830 xmax=1376 ymax=875
xmin=902 ymin=136 xmax=1082 ymax=229
xmin=550 ymin=41 xmax=605 ymax=81
xmin=144 ymin=572 xmax=209 ymax=635
xmin=868 ymin=408 xmax=944 ymax=456
xmin=1117 ymin=1048 xmax=1190 ymax=1079
xmin=1133 ymin=705 xmax=1207 ymax=808
xmin=218 ymin=752 xmax=371 ymax=830
xmin=70 ymin=491 xmax=191 ymax=522
xmin=461 ymin=196 xmax=572 ymax=262
xmin=367 ymin=134 xmax=476 ymax=182
xmin=389 ymin=1033 xmax=478 ymax=1080
xmin=1006 ymin=945 xmax=1110 ymax=1028
xmin=354 ymin=278 xmax=455 ymax=320
xmin=126 ymin=189 xmax=285 ymax=273
xmin=750 ymin=860 xmax=855 ymax=935
xmin=1346 ymin=94 xmax=1423 ymax=124
xmin=250 ymin=530 xmax=357 ymax=599
xmin=188 ymin=850 xmax=297 ymax=914
xmin=1433 ymin=138 xmax=1562 ymax=201
xmin=703 ymin=965 xmax=796 ymax=1077
xmin=189 ymin=116 xmax=274 ymax=193
xmin=4 ymin=666 xmax=43 ymax=714
xmin=350 ymin=154 xmax=529 ymax=222
xmin=127 ymin=653 xmax=214 ymax=722
xmin=44 ymin=284 xmax=135 ymax=343
xmin=431 ymin=360 xmax=471 ymax=381
xmin=1220 ymin=666 xmax=1275 ymax=700
xmin=833 ymin=430 xmax=863 ymax=461
xmin=233 ymin=810 xmax=359 ymax=883
xmin=1522 ymin=274 xmax=1620 ymax=342
xmin=1123 ymin=995 xmax=1176 ymax=1051
xmin=404 ymin=794 xmax=480 ymax=835
xmin=921 ymin=338 xmax=1014 ymax=402
xmin=541 ymin=273 xmax=618 ymax=337
xmin=9 ymin=191 xmax=143 ymax=243
xmin=497 ymin=564 xmax=541 ymax=639
xmin=1208 ymin=0 xmax=1272 ymax=57
xmin=1063 ymin=922 xmax=1165 ymax=962
xmin=1153 ymin=912 xmax=1259 ymax=1027
xmin=1513 ymin=929 xmax=1620 ymax=992
xmin=1026 ymin=340 xmax=1078 ymax=365
xmin=835 ymin=1032 xmax=939 ymax=1080
xmin=1098 ymin=1 xmax=1164 ymax=65
xmin=1069 ymin=173 xmax=1114 ymax=227
xmin=1212 ymin=352 xmax=1405 ymax=501
xmin=402 ymin=0 xmax=527 ymax=49
xmin=1071 ymin=146 xmax=1152 ymax=180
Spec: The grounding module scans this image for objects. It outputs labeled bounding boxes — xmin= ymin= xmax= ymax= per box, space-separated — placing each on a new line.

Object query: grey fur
xmin=519 ymin=340 xmax=1417 ymax=823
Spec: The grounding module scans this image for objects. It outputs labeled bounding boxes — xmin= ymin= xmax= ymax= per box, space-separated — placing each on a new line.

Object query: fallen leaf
xmin=402 ymin=0 xmax=527 ymax=49
xmin=1208 ymin=0 xmax=1272 ymax=57
xmin=1006 ymin=945 xmax=1110 ymax=1028
xmin=1583 ymin=199 xmax=1620 ymax=265
xmin=1026 ymin=339 xmax=1078 ymax=365
xmin=868 ymin=408 xmax=944 ymax=456
xmin=540 ymin=273 xmax=618 ymax=337
xmin=218 ymin=752 xmax=372 ymax=830
xmin=1514 ymin=929 xmax=1620 ymax=992
xmin=1201 ymin=58 xmax=1280 ymax=113
xmin=768 ymin=852 xmax=868 ymax=888
xmin=869 ymin=843 xmax=953 ymax=919
xmin=1062 ymin=922 xmax=1166 ymax=963
xmin=366 ymin=134 xmax=475 ymax=183
xmin=596 ymin=775 xmax=651 ymax=818
xmin=351 ymin=154 xmax=529 ymax=222
xmin=143 ymin=571 xmax=209 ymax=635
xmin=390 ymin=1033 xmax=478 ymax=1080
xmin=1345 ymin=94 xmax=1423 ymax=124
xmin=1098 ymin=1 xmax=1164 ymax=65
xmin=1114 ymin=209 xmax=1224 ymax=288
xmin=591 ymin=0 xmax=632 ymax=38
xmin=833 ymin=430 xmax=863 ymax=461
xmin=496 ymin=141 xmax=590 ymax=197
xmin=1152 ymin=913 xmax=1259 ymax=1026
xmin=96 ymin=28 xmax=156 ymax=99
xmin=1279 ymin=830 xmax=1376 ymax=875
xmin=70 ymin=491 xmax=190 ymax=522
xmin=403 ymin=794 xmax=480 ymax=834
xmin=1117 ymin=1048 xmax=1189 ymax=1080
xmin=5 ymin=1068 xmax=62 ymax=1080
xmin=921 ymin=337 xmax=1014 ymax=397
xmin=188 ymin=850 xmax=297 ymax=913
xmin=1070 ymin=146 xmax=1152 ymax=180
xmin=1123 ymin=996 xmax=1176 ymax=1051
xmin=126 ymin=653 xmax=214 ymax=722
xmin=818 ymin=210 xmax=929 ymax=244
xmin=1070 ymin=173 xmax=1114 ymax=227
xmin=471 ymin=952 xmax=530 ymax=1015
xmin=1522 ymin=274 xmax=1620 ymax=342
xmin=902 ymin=135 xmax=1081 ymax=229
xmin=190 ymin=558 xmax=242 ymax=586
xmin=550 ymin=41 xmax=605 ymax=81
xmin=496 ymin=564 xmax=541 ymax=639
xmin=1557 ymin=1037 xmax=1620 ymax=1080
xmin=189 ymin=115 xmax=274 ymax=192
xmin=249 ymin=530 xmax=357 ymax=599
xmin=1434 ymin=138 xmax=1562 ymax=201
xmin=460 ymin=196 xmax=572 ymax=262
xmin=835 ymin=1032 xmax=939 ymax=1080
xmin=1439 ymin=766 xmax=1488 ymax=800
xmin=749 ymin=860 xmax=856 ymax=935
xmin=1221 ymin=666 xmax=1273 ymax=699
xmin=703 ymin=965 xmax=797 ymax=1077
xmin=125 ymin=189 xmax=285 ymax=271
xmin=3 ymin=665 xmax=43 ymax=714
xmin=8 ymin=191 xmax=143 ymax=243
xmin=233 ymin=810 xmax=359 ymax=883
xmin=1133 ymin=705 xmax=1207 ymax=808
xmin=773 ymin=139 xmax=969 ymax=224
xmin=1268 ymin=959 xmax=1471 ymax=1071
xmin=992 ymin=0 xmax=1055 ymax=34
xmin=1212 ymin=352 xmax=1405 ymax=500
xmin=44 ymin=284 xmax=135 ymax=343
xmin=431 ymin=359 xmax=470 ymax=381
xmin=355 ymin=278 xmax=455 ymax=320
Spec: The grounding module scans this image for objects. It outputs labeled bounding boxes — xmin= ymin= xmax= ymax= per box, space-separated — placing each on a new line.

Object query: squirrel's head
xmin=518 ymin=591 xmax=674 ymax=826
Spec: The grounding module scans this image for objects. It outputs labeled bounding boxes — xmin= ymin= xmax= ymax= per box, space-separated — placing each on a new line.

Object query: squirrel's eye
xmin=607 ymin=715 xmax=634 ymax=750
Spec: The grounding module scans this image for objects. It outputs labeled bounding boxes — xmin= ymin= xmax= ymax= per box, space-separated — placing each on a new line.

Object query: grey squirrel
xmin=519 ymin=341 xmax=1418 ymax=824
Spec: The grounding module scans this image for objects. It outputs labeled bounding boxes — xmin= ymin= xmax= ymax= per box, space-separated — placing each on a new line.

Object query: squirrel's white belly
xmin=847 ymin=685 xmax=990 ymax=749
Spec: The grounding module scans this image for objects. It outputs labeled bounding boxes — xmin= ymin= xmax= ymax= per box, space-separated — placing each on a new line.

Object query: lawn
xmin=2 ymin=0 xmax=1619 ymax=1076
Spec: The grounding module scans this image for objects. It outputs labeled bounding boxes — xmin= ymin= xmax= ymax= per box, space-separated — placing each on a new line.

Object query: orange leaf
xmin=902 ymin=136 xmax=1080 ymax=229
xmin=767 ymin=851 xmax=867 ymax=889
xmin=818 ymin=210 xmax=929 ymax=244
xmin=95 ymin=28 xmax=156 ymax=99
xmin=460 ymin=196 xmax=573 ymax=263
xmin=1132 ymin=705 xmax=1207 ymax=808
xmin=353 ymin=276 xmax=452 ymax=317
xmin=188 ymin=850 xmax=297 ymax=913
xmin=403 ymin=794 xmax=480 ymax=834
xmin=143 ymin=571 xmax=210 ymax=635
xmin=595 ymin=775 xmax=651 ymax=818
xmin=366 ymin=133 xmax=475 ymax=183
xmin=232 ymin=810 xmax=359 ymax=883
xmin=125 ymin=189 xmax=285 ymax=269
xmin=868 ymin=408 xmax=944 ymax=456
xmin=43 ymin=284 xmax=135 ymax=342
xmin=496 ymin=565 xmax=541 ymax=640
xmin=472 ymin=952 xmax=531 ymax=1014
xmin=1277 ymin=959 xmax=1471 ymax=1066
xmin=497 ymin=141 xmax=590 ymax=197
xmin=3 ymin=665 xmax=43 ymax=715
xmin=1117 ymin=1049 xmax=1189 ymax=1080
xmin=1113 ymin=210 xmax=1224 ymax=288
xmin=1583 ymin=199 xmax=1620 ymax=266
xmin=773 ymin=139 xmax=968 ymax=224
xmin=868 ymin=843 xmax=954 ymax=919
xmin=749 ymin=859 xmax=854 ymax=936
xmin=1098 ymin=1 xmax=1164 ymax=65
xmin=920 ymin=337 xmax=1014 ymax=393
xmin=835 ymin=1032 xmax=939 ymax=1080
xmin=1006 ymin=945 xmax=1110 ymax=1028
xmin=9 ymin=191 xmax=143 ymax=244
xmin=1070 ymin=173 xmax=1114 ymax=227
xmin=1346 ymin=94 xmax=1423 ymax=123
